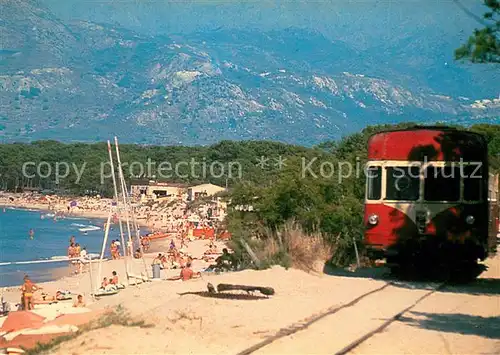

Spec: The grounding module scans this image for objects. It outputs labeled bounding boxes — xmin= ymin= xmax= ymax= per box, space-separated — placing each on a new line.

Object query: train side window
xmin=366 ymin=166 xmax=381 ymax=200
xmin=385 ymin=166 xmax=420 ymax=201
xmin=463 ymin=164 xmax=483 ymax=201
xmin=424 ymin=166 xmax=460 ymax=202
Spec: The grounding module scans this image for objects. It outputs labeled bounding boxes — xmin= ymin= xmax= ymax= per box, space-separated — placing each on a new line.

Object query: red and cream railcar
xmin=364 ymin=126 xmax=497 ymax=270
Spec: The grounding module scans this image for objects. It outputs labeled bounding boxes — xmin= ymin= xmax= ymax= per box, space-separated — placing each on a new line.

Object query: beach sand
xmin=2 ymin=193 xmax=498 ymax=354
xmin=16 ymin=246 xmax=494 ymax=355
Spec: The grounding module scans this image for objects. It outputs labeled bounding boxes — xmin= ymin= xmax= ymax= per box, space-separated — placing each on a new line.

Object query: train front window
xmin=463 ymin=164 xmax=483 ymax=201
xmin=366 ymin=166 xmax=381 ymax=200
xmin=385 ymin=166 xmax=420 ymax=201
xmin=424 ymin=166 xmax=460 ymax=202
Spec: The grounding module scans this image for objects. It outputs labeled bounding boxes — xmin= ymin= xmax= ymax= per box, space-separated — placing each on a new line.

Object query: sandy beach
xmin=1 ymin=192 xmax=499 ymax=354
xmin=30 ymin=254 xmax=500 ymax=355
xmin=2 ymin=234 xmax=498 ymax=354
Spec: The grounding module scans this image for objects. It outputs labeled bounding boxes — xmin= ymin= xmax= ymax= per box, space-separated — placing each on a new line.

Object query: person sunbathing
xmin=99 ymin=278 xmax=118 ymax=292
xmin=56 ymin=290 xmax=71 ymax=300
xmin=180 ymin=263 xmax=201 ymax=281
xmin=110 ymin=271 xmax=119 ymax=285
xmin=73 ymin=294 xmax=86 ymax=308
xmin=101 ymin=277 xmax=109 ymax=289
xmin=110 ymin=271 xmax=125 ymax=289
xmin=204 ymin=243 xmax=218 ymax=255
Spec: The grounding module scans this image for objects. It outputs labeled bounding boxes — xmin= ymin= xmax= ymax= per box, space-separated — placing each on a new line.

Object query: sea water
xmin=0 ymin=208 xmax=122 ymax=287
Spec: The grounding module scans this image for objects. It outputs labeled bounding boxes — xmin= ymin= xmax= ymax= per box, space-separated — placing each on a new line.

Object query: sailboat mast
xmin=114 ymin=137 xmax=149 ymax=276
xmin=113 ymin=137 xmax=133 ymax=249
xmin=107 ymin=140 xmax=130 ymax=280
xmin=96 ymin=210 xmax=112 ymax=293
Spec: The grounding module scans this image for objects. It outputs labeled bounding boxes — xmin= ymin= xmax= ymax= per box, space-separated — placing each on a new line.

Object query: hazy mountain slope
xmin=0 ymin=0 xmax=498 ymax=145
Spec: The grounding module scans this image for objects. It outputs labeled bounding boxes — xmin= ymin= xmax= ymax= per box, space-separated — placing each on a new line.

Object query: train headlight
xmin=368 ymin=214 xmax=379 ymax=225
xmin=465 ymin=215 xmax=475 ymax=225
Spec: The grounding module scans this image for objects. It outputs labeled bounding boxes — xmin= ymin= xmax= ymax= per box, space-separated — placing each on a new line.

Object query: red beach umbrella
xmin=0 ymin=311 xmax=45 ymax=333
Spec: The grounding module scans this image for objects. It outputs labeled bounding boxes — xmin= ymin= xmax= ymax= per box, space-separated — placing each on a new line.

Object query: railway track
xmin=237 ymin=280 xmax=446 ymax=355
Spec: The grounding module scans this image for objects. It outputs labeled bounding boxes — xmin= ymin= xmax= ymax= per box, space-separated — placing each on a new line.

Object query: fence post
xmin=353 ymin=237 xmax=361 ymax=268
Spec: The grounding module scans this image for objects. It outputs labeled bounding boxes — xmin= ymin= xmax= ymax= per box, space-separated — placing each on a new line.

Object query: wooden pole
xmin=88 ymin=254 xmax=94 ymax=299
xmin=353 ymin=237 xmax=361 ymax=268
xmin=114 ymin=137 xmax=133 ymax=251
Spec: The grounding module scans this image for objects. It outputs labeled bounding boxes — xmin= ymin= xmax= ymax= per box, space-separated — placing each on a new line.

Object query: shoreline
xmin=0 ymin=199 xmax=152 ymax=230
xmin=0 ymin=191 xmax=224 ymax=295
xmin=0 ymin=203 xmax=153 ymax=289
xmin=0 ymin=236 xmax=221 ymax=304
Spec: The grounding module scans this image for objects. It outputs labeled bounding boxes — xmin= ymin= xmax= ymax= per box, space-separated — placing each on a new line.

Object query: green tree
xmin=455 ymin=0 xmax=500 ymax=63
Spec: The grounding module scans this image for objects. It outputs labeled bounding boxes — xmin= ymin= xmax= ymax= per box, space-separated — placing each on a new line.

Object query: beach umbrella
xmin=70 ymin=201 xmax=77 ymax=207
xmin=0 ymin=311 xmax=45 ymax=332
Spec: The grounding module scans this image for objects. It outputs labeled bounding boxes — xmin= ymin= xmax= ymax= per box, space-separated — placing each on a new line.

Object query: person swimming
xmin=29 ymin=229 xmax=34 ymax=240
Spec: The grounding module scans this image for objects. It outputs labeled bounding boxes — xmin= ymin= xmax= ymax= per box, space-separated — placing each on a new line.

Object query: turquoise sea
xmin=0 ymin=208 xmax=122 ymax=287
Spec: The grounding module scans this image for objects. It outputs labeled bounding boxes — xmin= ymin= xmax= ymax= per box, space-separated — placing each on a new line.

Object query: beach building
xmin=130 ymin=180 xmax=188 ymax=200
xmin=187 ymin=183 xmax=226 ymax=202
xmin=148 ymin=182 xmax=187 ymax=200
xmin=130 ymin=179 xmax=150 ymax=197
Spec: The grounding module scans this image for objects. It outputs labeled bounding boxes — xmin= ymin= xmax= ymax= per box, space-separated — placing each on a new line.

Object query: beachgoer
xmin=69 ymin=235 xmax=75 ymax=245
xmin=127 ymin=240 xmax=133 ymax=257
xmin=170 ymin=240 xmax=176 ymax=250
xmin=68 ymin=243 xmax=75 ymax=258
xmin=152 ymin=253 xmax=162 ymax=266
xmin=101 ymin=277 xmax=108 ymax=289
xmin=180 ymin=262 xmax=200 ymax=281
xmin=110 ymin=241 xmax=118 ymax=260
xmin=110 ymin=271 xmax=119 ymax=285
xmin=75 ymin=243 xmax=81 ymax=256
xmin=134 ymin=249 xmax=142 ymax=259
xmin=214 ymin=248 xmax=236 ymax=271
xmin=78 ymin=247 xmax=88 ymax=273
xmin=21 ymin=276 xmax=40 ymax=310
xmin=73 ymin=294 xmax=86 ymax=308
xmin=29 ymin=229 xmax=34 ymax=240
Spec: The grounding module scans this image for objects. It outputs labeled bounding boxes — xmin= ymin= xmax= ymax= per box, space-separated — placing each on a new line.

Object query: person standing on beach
xmin=114 ymin=239 xmax=121 ymax=257
xmin=75 ymin=243 xmax=81 ymax=256
xmin=110 ymin=241 xmax=118 ymax=259
xmin=21 ymin=276 xmax=40 ymax=310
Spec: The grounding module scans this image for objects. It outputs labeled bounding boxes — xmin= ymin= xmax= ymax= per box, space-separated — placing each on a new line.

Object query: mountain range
xmin=0 ymin=0 xmax=498 ymax=146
